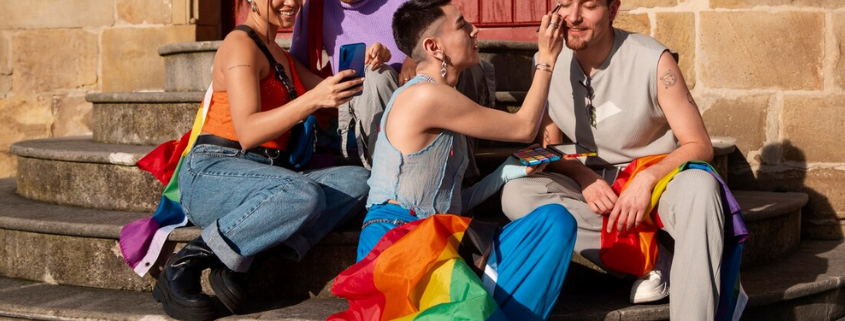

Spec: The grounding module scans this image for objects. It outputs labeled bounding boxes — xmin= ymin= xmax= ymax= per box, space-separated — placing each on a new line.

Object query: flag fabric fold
xmin=119 ymin=85 xmax=214 ymax=277
xmin=329 ymin=214 xmax=507 ymax=321
xmin=599 ymin=156 xmax=748 ymax=321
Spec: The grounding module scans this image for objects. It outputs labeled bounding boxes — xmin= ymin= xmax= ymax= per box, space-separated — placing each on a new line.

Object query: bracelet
xmin=536 ymin=62 xmax=552 ymax=68
xmin=535 ymin=65 xmax=553 ymax=73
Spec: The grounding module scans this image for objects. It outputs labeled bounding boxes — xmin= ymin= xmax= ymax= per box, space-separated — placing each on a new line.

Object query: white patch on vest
xmin=596 ymin=101 xmax=622 ymax=124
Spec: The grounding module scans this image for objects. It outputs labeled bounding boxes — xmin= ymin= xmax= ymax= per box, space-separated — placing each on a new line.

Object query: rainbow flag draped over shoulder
xmin=600 ymin=156 xmax=749 ymax=321
xmin=118 ymin=85 xmax=215 ymax=276
xmin=329 ymin=215 xmax=508 ymax=321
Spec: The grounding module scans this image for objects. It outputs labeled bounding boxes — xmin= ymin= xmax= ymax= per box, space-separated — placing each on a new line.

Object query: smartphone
xmin=512 ymin=146 xmax=562 ymax=166
xmin=548 ymin=143 xmax=598 ymax=158
xmin=338 ymin=43 xmax=366 ymax=96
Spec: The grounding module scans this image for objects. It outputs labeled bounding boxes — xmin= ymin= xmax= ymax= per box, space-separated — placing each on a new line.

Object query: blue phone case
xmin=339 ymin=43 xmax=366 ymax=96
xmin=339 ymin=43 xmax=366 ymax=79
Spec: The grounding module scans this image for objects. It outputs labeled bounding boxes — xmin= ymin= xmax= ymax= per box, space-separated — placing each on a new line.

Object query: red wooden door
xmin=454 ymin=0 xmax=555 ymax=41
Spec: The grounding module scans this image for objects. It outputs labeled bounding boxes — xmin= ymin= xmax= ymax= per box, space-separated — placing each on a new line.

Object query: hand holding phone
xmin=339 ymin=43 xmax=366 ymax=96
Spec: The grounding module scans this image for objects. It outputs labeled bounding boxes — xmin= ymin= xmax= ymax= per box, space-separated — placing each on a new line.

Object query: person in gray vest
xmin=500 ymin=0 xmax=724 ymax=320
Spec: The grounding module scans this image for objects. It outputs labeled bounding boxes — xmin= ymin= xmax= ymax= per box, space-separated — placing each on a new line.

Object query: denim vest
xmin=366 ymin=75 xmax=469 ymax=218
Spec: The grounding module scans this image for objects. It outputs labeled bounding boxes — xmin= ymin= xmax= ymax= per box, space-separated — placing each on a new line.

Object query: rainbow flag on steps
xmin=329 ymin=214 xmax=508 ymax=321
xmin=118 ymin=86 xmax=214 ymax=277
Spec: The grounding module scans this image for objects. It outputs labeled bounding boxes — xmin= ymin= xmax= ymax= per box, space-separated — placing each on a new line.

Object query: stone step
xmin=9 ymin=136 xmax=738 ymax=212
xmin=10 ymin=137 xmax=160 ymax=212
xmin=158 ymin=39 xmax=534 ymax=92
xmin=86 ymin=92 xmax=202 ymax=146
xmin=83 ymin=90 xmax=525 ymax=147
xmin=0 ymin=177 xmax=805 ymax=298
xmin=1 ymin=240 xmax=843 ymax=321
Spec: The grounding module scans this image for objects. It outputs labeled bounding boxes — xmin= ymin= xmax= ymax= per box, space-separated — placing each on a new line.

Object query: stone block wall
xmin=0 ymin=0 xmax=220 ymax=178
xmin=611 ymin=0 xmax=845 ymax=239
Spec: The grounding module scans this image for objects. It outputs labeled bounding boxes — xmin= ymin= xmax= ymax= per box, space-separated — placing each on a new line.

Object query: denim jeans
xmin=179 ymin=144 xmax=369 ymax=272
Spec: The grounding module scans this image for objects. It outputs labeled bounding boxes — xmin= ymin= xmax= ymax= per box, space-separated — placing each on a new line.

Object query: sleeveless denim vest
xmin=366 ymin=75 xmax=469 ymax=218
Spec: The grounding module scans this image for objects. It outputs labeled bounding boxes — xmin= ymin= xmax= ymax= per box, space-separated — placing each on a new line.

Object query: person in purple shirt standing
xmin=290 ymin=0 xmax=495 ymax=172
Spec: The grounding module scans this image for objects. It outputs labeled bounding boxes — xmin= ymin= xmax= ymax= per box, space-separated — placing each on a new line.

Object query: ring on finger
xmin=550 ymin=21 xmax=560 ymax=28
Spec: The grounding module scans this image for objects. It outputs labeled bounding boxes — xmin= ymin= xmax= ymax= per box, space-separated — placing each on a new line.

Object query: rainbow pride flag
xmin=600 ymin=157 xmax=748 ymax=320
xmin=329 ymin=215 xmax=508 ymax=321
xmin=118 ymin=86 xmax=214 ymax=276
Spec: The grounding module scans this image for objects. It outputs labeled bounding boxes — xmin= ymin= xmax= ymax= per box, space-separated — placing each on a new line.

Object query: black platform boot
xmin=209 ymin=266 xmax=248 ymax=314
xmin=152 ymin=237 xmax=219 ymax=321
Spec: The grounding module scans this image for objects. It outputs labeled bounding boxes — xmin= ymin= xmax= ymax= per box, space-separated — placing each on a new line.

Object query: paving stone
xmin=700 ymin=11 xmax=824 ymax=90
xmin=0 ymin=94 xmax=53 ymax=151
xmin=0 ymin=0 xmax=114 ymax=29
xmin=702 ymin=94 xmax=770 ymax=155
xmin=117 ymin=0 xmax=173 ymax=25
xmin=53 ymin=95 xmax=93 ymax=138
xmin=711 ymin=0 xmax=845 ymax=9
xmin=12 ymin=29 xmax=98 ymax=93
xmin=836 ymin=13 xmax=845 ymax=91
xmin=619 ymin=0 xmax=677 ymax=9
xmin=615 ymin=13 xmax=650 ymax=36
xmin=782 ymin=94 xmax=845 ymax=163
xmin=0 ymin=31 xmax=11 ymax=75
xmin=102 ymin=26 xmax=198 ymax=93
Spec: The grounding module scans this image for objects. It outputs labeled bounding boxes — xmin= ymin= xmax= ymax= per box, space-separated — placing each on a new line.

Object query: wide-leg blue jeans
xmin=179 ymin=144 xmax=369 ymax=272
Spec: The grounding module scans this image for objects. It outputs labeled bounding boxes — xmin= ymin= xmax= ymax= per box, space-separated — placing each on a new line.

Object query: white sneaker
xmin=630 ymin=269 xmax=670 ymax=303
xmin=630 ymin=246 xmax=672 ymax=304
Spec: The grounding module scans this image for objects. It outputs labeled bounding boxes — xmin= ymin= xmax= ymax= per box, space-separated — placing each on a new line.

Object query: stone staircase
xmin=0 ymin=39 xmax=839 ymax=320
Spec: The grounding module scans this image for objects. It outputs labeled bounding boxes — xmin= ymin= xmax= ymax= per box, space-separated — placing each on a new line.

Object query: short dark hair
xmin=392 ymin=0 xmax=451 ymax=61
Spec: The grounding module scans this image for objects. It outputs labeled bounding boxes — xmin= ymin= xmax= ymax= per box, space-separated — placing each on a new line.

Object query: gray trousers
xmin=337 ymin=61 xmax=496 ymax=171
xmin=501 ymin=169 xmax=725 ymax=320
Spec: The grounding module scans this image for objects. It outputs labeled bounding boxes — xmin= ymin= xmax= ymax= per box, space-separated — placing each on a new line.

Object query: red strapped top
xmin=202 ymin=51 xmax=307 ymax=150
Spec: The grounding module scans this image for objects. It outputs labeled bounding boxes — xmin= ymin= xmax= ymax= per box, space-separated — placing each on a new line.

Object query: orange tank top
xmin=202 ymin=51 xmax=307 ymax=150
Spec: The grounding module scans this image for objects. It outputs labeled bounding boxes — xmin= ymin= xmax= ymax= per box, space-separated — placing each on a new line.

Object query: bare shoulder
xmin=392 ymin=82 xmax=445 ymax=111
xmin=216 ymin=31 xmax=261 ymax=64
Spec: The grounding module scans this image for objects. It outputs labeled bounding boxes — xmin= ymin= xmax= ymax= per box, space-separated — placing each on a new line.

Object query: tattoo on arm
xmin=227 ymin=64 xmax=252 ymax=71
xmin=660 ymin=70 xmax=677 ymax=89
xmin=686 ymin=92 xmax=699 ymax=109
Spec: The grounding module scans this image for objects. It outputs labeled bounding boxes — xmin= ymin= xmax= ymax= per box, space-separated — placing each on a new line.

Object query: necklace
xmin=416 ymin=73 xmax=437 ymax=83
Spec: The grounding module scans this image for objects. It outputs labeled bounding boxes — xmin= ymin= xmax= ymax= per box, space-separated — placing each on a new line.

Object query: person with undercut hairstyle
xmin=354 ymin=0 xmax=576 ymax=319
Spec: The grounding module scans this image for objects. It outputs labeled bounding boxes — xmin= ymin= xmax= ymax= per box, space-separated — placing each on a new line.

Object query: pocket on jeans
xmin=191 ymin=144 xmax=242 ymax=158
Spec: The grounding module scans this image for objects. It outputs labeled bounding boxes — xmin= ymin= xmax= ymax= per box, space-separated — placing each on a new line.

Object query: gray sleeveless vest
xmin=547 ymin=28 xmax=678 ymax=167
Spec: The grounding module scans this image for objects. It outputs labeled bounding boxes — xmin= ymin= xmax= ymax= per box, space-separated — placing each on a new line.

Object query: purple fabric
xmin=119 ymin=217 xmax=160 ymax=269
xmin=291 ymin=0 xmax=408 ymax=74
xmin=685 ymin=162 xmax=749 ymax=242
